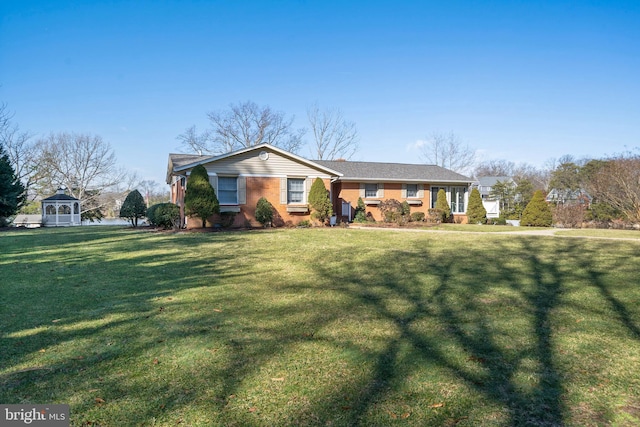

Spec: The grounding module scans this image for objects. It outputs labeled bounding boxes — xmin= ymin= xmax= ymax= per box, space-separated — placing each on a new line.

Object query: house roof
xmin=167 ymin=144 xmax=473 ymax=184
xmin=476 ymin=176 xmax=513 ymax=187
xmin=314 ymin=160 xmax=472 ymax=183
xmin=167 ymin=144 xmax=343 ymax=182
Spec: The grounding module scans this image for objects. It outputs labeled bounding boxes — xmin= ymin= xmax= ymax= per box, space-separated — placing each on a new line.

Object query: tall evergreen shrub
xmin=521 ymin=190 xmax=553 ymax=227
xmin=184 ymin=164 xmax=219 ymax=227
xmin=466 ymin=188 xmax=487 ymax=224
xmin=435 ymin=189 xmax=451 ymax=222
xmin=308 ymin=178 xmax=332 ymax=224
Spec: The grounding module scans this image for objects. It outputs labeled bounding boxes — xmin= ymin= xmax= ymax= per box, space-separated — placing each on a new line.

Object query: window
xmin=218 ymin=177 xmax=238 ymax=204
xmin=365 ymin=183 xmax=378 ymax=198
xmin=74 ymin=203 xmax=79 ymax=214
xmin=58 ymin=205 xmax=71 ymax=214
xmin=406 ymin=184 xmax=418 ymax=198
xmin=451 ymin=186 xmax=466 ymax=213
xmin=287 ymin=178 xmax=305 ymax=203
xmin=46 ymin=205 xmax=56 ymax=215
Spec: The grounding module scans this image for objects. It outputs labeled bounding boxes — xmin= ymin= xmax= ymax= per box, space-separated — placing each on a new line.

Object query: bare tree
xmin=0 ymin=103 xmax=37 ymax=195
xmin=179 ymin=101 xmax=305 ymax=155
xmin=420 ymin=132 xmax=476 ymax=175
xmin=307 ymin=103 xmax=359 ymax=160
xmin=590 ymin=151 xmax=640 ymax=223
xmin=35 ymin=132 xmax=128 ymax=218
xmin=138 ymin=179 xmax=169 ymax=207
xmin=474 ymin=159 xmax=516 ymax=178
xmin=176 ymin=125 xmax=211 ymax=155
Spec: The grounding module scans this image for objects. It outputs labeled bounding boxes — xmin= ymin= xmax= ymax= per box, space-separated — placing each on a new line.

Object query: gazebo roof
xmin=42 ymin=189 xmax=80 ymax=201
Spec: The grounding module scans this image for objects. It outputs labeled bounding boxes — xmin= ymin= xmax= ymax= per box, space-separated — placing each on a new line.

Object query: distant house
xmin=475 ymin=176 xmax=515 ymax=199
xmin=41 ymin=189 xmax=82 ymax=227
xmin=546 ymin=188 xmax=592 ymax=207
xmin=166 ymin=144 xmax=473 ymax=228
xmin=473 ymin=176 xmax=515 ymax=219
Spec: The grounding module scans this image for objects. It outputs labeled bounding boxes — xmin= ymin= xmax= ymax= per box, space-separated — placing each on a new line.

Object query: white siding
xmin=202 ymin=148 xmax=332 ymax=178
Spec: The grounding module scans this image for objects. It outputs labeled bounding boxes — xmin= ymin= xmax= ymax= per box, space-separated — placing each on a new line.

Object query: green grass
xmin=1 ymin=227 xmax=640 ymax=426
xmin=555 ymin=228 xmax=640 ymax=239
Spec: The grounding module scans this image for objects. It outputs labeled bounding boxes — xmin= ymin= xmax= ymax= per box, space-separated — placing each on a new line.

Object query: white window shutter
xmin=280 ymin=178 xmax=287 ymax=204
xmin=237 ymin=176 xmax=246 ymax=205
xmin=378 ymin=183 xmax=384 ymax=198
xmin=359 ymin=183 xmax=365 ymax=198
xmin=418 ymin=184 xmax=424 ymax=198
xmin=401 ymin=183 xmax=407 ymax=199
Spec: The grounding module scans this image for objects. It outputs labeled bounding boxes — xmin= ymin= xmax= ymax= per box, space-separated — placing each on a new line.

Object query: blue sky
xmin=1 ymin=0 xmax=639 ymax=185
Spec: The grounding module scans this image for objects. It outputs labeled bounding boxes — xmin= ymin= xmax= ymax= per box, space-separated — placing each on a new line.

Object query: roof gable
xmin=168 ymin=144 xmax=343 ymax=178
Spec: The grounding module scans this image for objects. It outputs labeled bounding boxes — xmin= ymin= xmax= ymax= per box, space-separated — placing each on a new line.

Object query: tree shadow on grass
xmin=2 ymin=230 xmax=639 ymax=426
xmin=299 ymin=236 xmax=630 ymax=426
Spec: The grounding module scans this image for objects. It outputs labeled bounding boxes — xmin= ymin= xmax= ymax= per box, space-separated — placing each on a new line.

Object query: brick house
xmin=167 ymin=144 xmax=473 ymax=228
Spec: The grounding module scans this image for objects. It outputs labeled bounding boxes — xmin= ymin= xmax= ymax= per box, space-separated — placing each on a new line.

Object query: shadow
xmin=1 ymin=229 xmax=639 ymax=425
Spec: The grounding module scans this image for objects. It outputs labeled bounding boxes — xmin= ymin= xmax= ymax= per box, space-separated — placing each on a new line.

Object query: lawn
xmin=1 ymin=227 xmax=639 ymax=426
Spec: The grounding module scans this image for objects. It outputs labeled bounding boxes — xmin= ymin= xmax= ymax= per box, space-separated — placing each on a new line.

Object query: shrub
xmin=410 ymin=212 xmax=425 ymax=222
xmin=184 ymin=164 xmax=219 ymax=227
xmin=354 ymin=197 xmax=367 ymax=223
xmin=147 ymin=203 xmax=180 ymax=229
xmin=401 ymin=201 xmax=411 ymax=217
xmin=466 ymin=188 xmax=487 ymax=224
xmin=553 ymin=203 xmax=586 ymax=228
xmin=427 ymin=209 xmax=444 ymax=224
xmin=435 ymin=189 xmax=451 ymax=222
xmin=308 ymin=178 xmax=333 ymax=224
xmin=298 ymin=219 xmax=311 ymax=228
xmin=119 ymin=189 xmax=147 ymax=227
xmin=521 ymin=190 xmax=553 ymax=227
xmin=379 ymin=199 xmax=408 ymax=225
xmin=218 ymin=212 xmax=236 ymax=228
xmin=255 ymin=197 xmax=274 ymax=227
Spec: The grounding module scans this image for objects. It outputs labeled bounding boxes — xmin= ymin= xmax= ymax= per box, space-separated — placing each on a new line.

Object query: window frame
xmin=287 ymin=178 xmax=305 ymax=204
xmin=364 ymin=183 xmax=378 ymax=198
xmin=217 ymin=176 xmax=238 ymax=205
xmin=450 ymin=186 xmax=466 ymax=214
xmin=406 ymin=183 xmax=418 ymax=198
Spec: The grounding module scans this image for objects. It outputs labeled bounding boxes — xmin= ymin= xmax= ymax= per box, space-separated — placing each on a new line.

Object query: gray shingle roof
xmin=168 ymin=153 xmax=213 ymax=169
xmin=314 ymin=160 xmax=472 ymax=182
xmin=42 ymin=193 xmax=79 ymax=201
xmin=477 ymin=176 xmax=513 ymax=187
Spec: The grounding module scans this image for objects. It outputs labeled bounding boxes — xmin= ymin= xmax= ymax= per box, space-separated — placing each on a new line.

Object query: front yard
xmin=1 ymin=227 xmax=639 ymax=426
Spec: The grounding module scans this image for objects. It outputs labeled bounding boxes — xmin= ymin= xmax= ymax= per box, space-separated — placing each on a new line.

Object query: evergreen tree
xmin=521 ymin=190 xmax=553 ymax=227
xmin=184 ymin=164 xmax=219 ymax=227
xmin=466 ymin=188 xmax=487 ymax=224
xmin=0 ymin=144 xmax=26 ymax=225
xmin=119 ymin=189 xmax=147 ymax=227
xmin=308 ymin=178 xmax=333 ymax=224
xmin=435 ymin=188 xmax=451 ymax=221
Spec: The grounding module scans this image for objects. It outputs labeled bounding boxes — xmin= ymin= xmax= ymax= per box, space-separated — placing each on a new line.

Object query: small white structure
xmin=42 ymin=188 xmax=82 ymax=227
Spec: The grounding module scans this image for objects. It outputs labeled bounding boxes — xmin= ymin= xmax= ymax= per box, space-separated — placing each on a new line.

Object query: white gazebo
xmin=42 ymin=188 xmax=82 ymax=227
